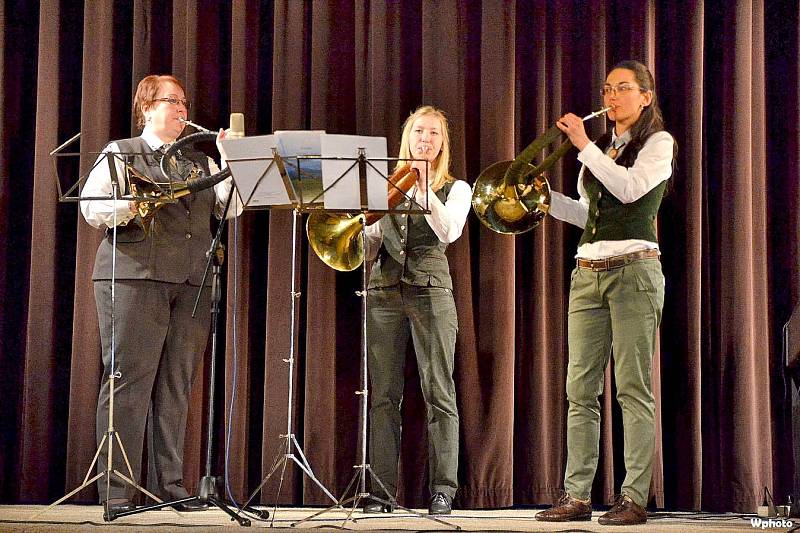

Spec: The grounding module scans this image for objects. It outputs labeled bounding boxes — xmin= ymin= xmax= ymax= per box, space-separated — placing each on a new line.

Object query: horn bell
xmin=306 ymin=212 xmax=366 ymax=271
xmin=471 ymin=160 xmax=551 ymax=234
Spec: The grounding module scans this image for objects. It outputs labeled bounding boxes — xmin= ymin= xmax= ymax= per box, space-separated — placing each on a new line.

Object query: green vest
xmin=578 ymin=135 xmax=667 ymax=246
xmin=369 ymin=181 xmax=454 ymax=289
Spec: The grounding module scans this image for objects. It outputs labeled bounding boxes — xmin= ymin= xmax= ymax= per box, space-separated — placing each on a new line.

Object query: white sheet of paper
xmin=275 ymin=130 xmax=324 ymax=182
xmin=220 ymin=135 xmax=290 ymax=206
xmin=320 ymin=134 xmax=388 ymax=210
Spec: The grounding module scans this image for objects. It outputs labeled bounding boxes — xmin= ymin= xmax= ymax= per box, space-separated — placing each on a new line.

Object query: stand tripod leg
xmin=31 ymin=428 xmax=174 ymax=522
xmin=82 ymin=434 xmax=106 ymax=485
xmin=290 ymin=434 xmax=338 ymax=503
xmin=238 ymin=210 xmax=336 ymax=521
xmin=291 ymin=468 xmax=361 ymax=527
xmin=109 ymin=481 xmax=255 ymax=526
xmin=293 ymin=223 xmax=460 ymax=530
xmin=30 ymin=472 xmax=104 ymax=520
xmin=239 ymin=435 xmax=292 ymax=511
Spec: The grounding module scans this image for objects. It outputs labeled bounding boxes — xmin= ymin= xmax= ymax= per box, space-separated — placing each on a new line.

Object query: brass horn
xmin=306 ymin=164 xmax=419 ymax=272
xmin=471 ymin=107 xmax=611 ymax=234
xmin=127 ymin=118 xmax=232 ymax=229
xmin=127 ymin=164 xmax=197 ymax=228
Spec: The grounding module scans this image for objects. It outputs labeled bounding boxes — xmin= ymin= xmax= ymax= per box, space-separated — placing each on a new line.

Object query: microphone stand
xmin=110 ymin=180 xmax=264 ymax=526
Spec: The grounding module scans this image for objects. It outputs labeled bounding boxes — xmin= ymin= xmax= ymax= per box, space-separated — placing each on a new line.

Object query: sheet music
xmin=320 ymin=135 xmax=388 ymax=210
xmin=220 ymin=134 xmax=290 ymax=206
xmin=275 ymin=131 xmax=326 ymax=205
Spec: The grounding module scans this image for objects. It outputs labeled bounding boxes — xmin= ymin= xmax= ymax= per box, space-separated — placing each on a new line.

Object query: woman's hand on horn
xmin=557 ymin=113 xmax=590 ymax=151
xmin=216 ymin=128 xmax=228 ymax=160
xmin=412 ymin=158 xmax=431 ymax=194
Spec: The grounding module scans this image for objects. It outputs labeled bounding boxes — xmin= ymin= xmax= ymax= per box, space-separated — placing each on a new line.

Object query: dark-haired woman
xmin=535 ymin=60 xmax=675 ymax=526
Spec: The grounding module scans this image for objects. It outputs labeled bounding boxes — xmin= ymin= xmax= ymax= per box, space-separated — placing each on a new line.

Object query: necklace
xmin=608 ymin=142 xmax=627 ymax=160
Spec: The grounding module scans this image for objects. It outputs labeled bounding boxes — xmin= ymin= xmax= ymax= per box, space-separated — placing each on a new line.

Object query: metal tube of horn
xmin=582 ymin=106 xmax=612 ymax=121
xmin=471 ymin=106 xmax=611 ymax=235
xmin=178 ymin=117 xmax=213 ymax=133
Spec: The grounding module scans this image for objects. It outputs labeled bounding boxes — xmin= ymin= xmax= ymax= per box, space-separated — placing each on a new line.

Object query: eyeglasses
xmin=600 ymin=83 xmax=643 ymax=97
xmin=152 ymin=96 xmax=190 ymax=109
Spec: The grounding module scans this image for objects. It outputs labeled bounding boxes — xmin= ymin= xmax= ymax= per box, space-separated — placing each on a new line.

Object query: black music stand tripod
xmin=291 ymin=151 xmax=460 ymax=530
xmin=33 ymin=148 xmax=178 ymax=522
xmin=220 ymin=146 xmax=339 ymax=525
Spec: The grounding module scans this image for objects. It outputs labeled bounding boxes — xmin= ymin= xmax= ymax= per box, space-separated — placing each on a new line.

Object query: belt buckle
xmin=592 ymin=259 xmax=608 ymax=272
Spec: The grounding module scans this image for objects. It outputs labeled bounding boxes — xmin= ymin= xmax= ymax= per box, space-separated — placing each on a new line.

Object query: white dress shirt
xmin=81 ymin=126 xmax=241 ymax=228
xmin=365 ymin=179 xmax=472 ymax=259
xmin=548 ymin=128 xmax=674 ymax=259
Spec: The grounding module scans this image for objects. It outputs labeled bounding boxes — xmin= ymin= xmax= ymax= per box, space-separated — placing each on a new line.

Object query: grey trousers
xmin=367 ymin=283 xmax=460 ymax=499
xmin=94 ymin=279 xmax=210 ymax=502
xmin=563 ymin=258 xmax=664 ymax=507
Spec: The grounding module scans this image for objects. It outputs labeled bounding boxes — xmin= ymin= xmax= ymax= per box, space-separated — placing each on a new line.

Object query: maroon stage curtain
xmin=1 ymin=0 xmax=798 ymax=513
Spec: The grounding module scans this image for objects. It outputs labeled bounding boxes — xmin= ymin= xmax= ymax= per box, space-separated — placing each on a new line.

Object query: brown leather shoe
xmin=535 ymin=492 xmax=592 ymax=522
xmin=597 ymin=494 xmax=647 ymax=525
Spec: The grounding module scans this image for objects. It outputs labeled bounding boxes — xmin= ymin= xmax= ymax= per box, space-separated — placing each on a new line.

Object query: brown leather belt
xmin=576 ymin=249 xmax=660 ymax=272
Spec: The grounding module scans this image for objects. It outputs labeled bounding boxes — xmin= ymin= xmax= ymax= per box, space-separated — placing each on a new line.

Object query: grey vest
xmin=92 ymin=136 xmax=216 ymax=285
xmin=369 ymin=181 xmax=455 ymax=290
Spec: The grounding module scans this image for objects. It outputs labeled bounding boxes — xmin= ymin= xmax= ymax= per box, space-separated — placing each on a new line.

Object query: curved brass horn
xmin=306 ymin=164 xmax=419 ymax=272
xmin=128 ymin=120 xmax=231 ymax=230
xmin=472 ymin=107 xmax=611 ymax=234
xmin=307 ymin=213 xmax=367 ymax=272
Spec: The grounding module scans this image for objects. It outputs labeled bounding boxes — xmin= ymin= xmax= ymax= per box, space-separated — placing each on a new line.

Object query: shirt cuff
xmin=577 ymin=141 xmax=604 ymax=164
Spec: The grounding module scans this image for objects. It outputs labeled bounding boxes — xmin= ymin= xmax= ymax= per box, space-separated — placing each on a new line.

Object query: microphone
xmin=228 ymin=113 xmax=245 ymax=139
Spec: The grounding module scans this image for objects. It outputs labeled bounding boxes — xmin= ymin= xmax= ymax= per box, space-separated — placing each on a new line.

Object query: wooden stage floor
xmin=0 ymin=504 xmax=775 ymax=531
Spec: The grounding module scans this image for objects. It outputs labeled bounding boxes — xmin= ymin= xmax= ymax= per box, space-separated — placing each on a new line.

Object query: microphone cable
xmin=222 ymin=212 xmax=271 ymax=523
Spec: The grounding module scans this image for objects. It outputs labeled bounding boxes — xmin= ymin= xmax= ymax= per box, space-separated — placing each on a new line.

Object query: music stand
xmin=277 ymin=144 xmax=459 ymax=530
xmin=219 ymin=133 xmax=340 ymax=525
xmin=34 ymin=137 xmax=181 ymax=521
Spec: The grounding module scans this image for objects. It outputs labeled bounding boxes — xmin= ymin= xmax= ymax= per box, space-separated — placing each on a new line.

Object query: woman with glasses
xmin=81 ymin=74 xmax=237 ymax=515
xmin=535 ymin=60 xmax=675 ymax=526
xmin=362 ymin=106 xmax=471 ymax=515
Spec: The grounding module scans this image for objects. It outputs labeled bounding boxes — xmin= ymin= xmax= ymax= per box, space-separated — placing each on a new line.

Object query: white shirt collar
xmin=141 ymin=126 xmax=171 ymax=151
xmin=611 ymin=127 xmax=632 ymax=148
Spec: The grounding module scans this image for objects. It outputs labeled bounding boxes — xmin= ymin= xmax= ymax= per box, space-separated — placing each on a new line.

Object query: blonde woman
xmin=363 ymin=106 xmax=471 ymax=515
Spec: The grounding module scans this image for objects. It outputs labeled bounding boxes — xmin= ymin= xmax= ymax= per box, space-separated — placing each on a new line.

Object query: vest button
xmin=400 ymin=225 xmax=406 ymax=231
xmin=185 ymin=233 xmax=192 ymax=239
xmin=402 ymin=214 xmax=407 ymax=218
xmin=592 ymin=227 xmax=596 ymax=235
xmin=400 ymin=238 xmax=405 ymax=243
xmin=399 ymin=250 xmax=405 ymax=255
xmin=596 ymin=210 xmax=600 ymax=216
xmin=598 ymin=191 xmax=602 ymax=198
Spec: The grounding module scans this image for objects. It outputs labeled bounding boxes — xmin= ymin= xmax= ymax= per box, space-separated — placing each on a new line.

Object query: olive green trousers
xmin=563 ymin=258 xmax=664 ymax=507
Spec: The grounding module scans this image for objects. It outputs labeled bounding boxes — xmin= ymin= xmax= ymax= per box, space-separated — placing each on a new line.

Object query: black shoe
xmin=363 ymin=498 xmax=393 ymax=513
xmin=103 ymin=499 xmax=136 ymax=520
xmin=428 ymin=492 xmax=452 ymax=515
xmin=172 ymin=500 xmax=209 ymax=512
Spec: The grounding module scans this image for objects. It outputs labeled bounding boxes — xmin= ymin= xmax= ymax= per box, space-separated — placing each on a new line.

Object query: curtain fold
xmin=2 ymin=0 xmax=798 ymax=513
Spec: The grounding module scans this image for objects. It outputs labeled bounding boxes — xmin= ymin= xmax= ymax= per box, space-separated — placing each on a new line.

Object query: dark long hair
xmin=614 ymin=60 xmax=665 ymax=148
xmin=595 ymin=60 xmax=677 ymax=192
